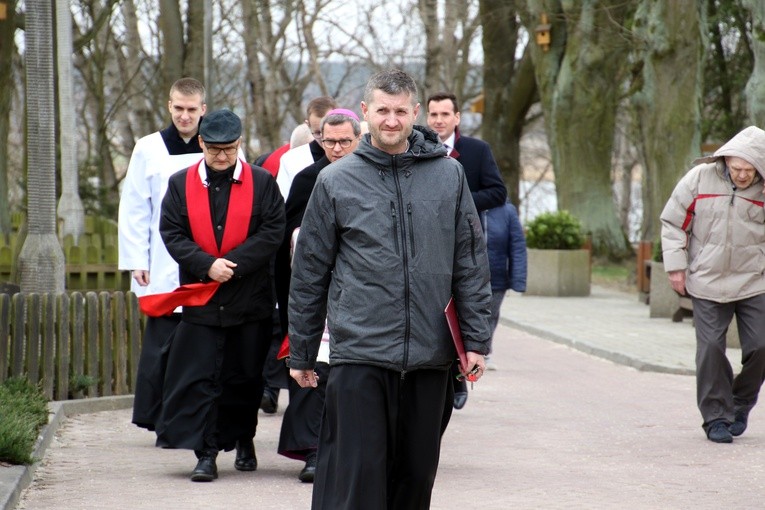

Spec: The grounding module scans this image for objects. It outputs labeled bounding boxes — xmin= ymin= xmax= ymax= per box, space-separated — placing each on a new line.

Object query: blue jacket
xmin=484 ymin=202 xmax=527 ymax=292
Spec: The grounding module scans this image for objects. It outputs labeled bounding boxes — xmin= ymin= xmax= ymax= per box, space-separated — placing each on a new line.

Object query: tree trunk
xmin=185 ymin=0 xmax=205 ymax=82
xmin=633 ymin=0 xmax=703 ymax=243
xmin=481 ymin=0 xmax=536 ymax=207
xmin=298 ymin=2 xmax=328 ymax=98
xmin=240 ymin=0 xmax=302 ymax=152
xmin=0 ymin=0 xmax=17 ymax=235
xmin=159 ymin=0 xmax=184 ymax=97
xmin=744 ymin=0 xmax=765 ymax=126
xmin=418 ymin=0 xmax=441 ymax=101
xmin=527 ymin=0 xmax=632 ymax=258
xmin=118 ymin=0 xmax=155 ymax=142
xmin=56 ymin=0 xmax=85 ymax=241
xmin=20 ymin=0 xmax=66 ymax=293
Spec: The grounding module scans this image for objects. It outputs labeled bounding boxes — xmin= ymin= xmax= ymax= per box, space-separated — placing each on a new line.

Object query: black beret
xmin=199 ymin=109 xmax=242 ymax=144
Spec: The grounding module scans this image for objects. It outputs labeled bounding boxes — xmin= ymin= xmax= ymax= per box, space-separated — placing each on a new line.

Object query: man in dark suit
xmin=427 ymin=92 xmax=507 ymax=410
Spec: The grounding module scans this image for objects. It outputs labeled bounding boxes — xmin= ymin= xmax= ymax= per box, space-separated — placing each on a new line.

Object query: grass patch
xmin=591 ymin=256 xmax=636 ymax=293
xmin=0 ymin=377 xmax=49 ymax=465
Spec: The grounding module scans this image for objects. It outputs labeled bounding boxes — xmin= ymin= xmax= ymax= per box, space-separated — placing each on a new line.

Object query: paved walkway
xmin=500 ymin=285 xmax=741 ymax=375
xmin=4 ymin=285 xmax=758 ymax=509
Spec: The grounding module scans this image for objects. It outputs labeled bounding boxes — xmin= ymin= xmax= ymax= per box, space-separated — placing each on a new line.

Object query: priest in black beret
xmin=153 ymin=108 xmax=286 ymax=482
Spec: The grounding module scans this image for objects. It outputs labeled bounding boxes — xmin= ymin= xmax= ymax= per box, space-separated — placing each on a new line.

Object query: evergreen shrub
xmin=525 ymin=210 xmax=585 ymax=250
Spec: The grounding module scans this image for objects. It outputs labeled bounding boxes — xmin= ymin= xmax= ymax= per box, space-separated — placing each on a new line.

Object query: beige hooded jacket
xmin=660 ymin=126 xmax=765 ymax=302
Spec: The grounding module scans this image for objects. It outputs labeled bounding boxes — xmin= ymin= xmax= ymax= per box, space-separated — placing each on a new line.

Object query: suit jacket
xmin=450 ymin=127 xmax=507 ymax=212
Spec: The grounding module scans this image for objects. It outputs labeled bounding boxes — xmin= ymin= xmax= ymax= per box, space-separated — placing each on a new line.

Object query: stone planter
xmin=648 ymin=261 xmax=679 ymax=318
xmin=525 ymin=248 xmax=591 ymax=296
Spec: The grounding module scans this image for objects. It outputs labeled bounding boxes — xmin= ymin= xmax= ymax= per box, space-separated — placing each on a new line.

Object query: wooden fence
xmin=0 ymin=291 xmax=145 ymax=401
xmin=0 ymin=214 xmax=130 ymax=292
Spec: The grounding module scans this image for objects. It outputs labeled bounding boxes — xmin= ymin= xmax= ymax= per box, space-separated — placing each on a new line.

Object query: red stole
xmin=139 ymin=160 xmax=255 ymax=317
xmin=186 ymin=159 xmax=253 ymax=257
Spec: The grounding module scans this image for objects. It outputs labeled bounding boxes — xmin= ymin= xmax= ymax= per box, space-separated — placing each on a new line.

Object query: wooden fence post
xmin=85 ymin=292 xmax=99 ymax=397
xmin=126 ymin=292 xmax=142 ymax=392
xmin=0 ymin=293 xmax=9 ymax=383
xmin=57 ymin=293 xmax=71 ymax=401
xmin=11 ymin=293 xmax=25 ymax=377
xmin=41 ymin=293 xmax=56 ymax=399
xmin=71 ymin=292 xmax=85 ymax=399
xmin=113 ymin=291 xmax=128 ymax=394
xmin=26 ymin=294 xmax=41 ymax=385
xmin=99 ymin=291 xmax=112 ymax=396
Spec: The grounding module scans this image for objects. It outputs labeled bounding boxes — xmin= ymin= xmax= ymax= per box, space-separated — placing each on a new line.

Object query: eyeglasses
xmin=322 ymin=139 xmax=355 ymax=149
xmin=206 ymin=145 xmax=238 ymax=156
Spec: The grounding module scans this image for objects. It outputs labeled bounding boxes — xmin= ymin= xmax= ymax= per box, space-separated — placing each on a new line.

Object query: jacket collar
xmin=449 ymin=127 xmax=461 ymax=159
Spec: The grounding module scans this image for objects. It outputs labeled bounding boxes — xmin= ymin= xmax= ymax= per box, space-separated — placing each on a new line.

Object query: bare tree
xmin=240 ymin=0 xmax=324 ymax=153
xmin=417 ymin=0 xmax=482 ymax=104
xmin=19 ymin=0 xmax=66 ymax=292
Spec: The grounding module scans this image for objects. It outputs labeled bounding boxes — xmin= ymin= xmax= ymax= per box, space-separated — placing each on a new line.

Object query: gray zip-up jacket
xmin=288 ymin=125 xmax=492 ymax=372
xmin=660 ymin=126 xmax=765 ymax=302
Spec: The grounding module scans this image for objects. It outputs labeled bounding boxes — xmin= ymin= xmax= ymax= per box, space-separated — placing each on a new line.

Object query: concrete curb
xmin=0 ymin=395 xmax=134 ymax=510
xmin=499 ymin=316 xmax=696 ymax=377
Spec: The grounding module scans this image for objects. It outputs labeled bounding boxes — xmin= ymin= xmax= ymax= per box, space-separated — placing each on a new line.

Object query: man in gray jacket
xmin=288 ymin=69 xmax=492 ymax=509
xmin=661 ymin=126 xmax=765 ymax=444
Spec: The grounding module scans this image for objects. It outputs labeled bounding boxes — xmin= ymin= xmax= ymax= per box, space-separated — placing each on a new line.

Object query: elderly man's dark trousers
xmin=693 ymin=293 xmax=765 ymax=432
xmin=311 ymin=365 xmax=450 ymax=510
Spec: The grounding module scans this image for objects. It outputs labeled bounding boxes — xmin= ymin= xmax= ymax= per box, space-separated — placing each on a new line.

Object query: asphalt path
xmin=15 ymin=321 xmax=765 ymax=509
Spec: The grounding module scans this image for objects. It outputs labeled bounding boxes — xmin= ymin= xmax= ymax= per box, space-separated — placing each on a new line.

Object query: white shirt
xmin=118 ymin=132 xmax=203 ymax=297
xmin=442 ymin=132 xmax=456 ymax=154
xmin=275 ymin=143 xmax=315 ymax=199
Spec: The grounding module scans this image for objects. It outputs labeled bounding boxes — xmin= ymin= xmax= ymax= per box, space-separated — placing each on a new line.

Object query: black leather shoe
xmin=234 ymin=439 xmax=258 ymax=471
xmin=729 ymin=407 xmax=751 ymax=437
xmin=191 ymin=456 xmax=218 ymax=482
xmin=298 ymin=451 xmax=317 ymax=483
xmin=260 ymin=386 xmax=279 ymax=414
xmin=453 ymin=391 xmax=468 ymax=410
xmin=707 ymin=420 xmax=733 ymax=443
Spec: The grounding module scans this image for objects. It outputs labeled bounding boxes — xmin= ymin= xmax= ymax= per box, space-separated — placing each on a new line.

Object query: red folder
xmin=444 ymin=296 xmax=470 ymax=375
xmin=277 ymin=333 xmax=290 ymax=360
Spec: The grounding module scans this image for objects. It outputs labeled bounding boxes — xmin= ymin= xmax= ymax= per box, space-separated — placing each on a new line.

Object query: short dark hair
xmin=306 ymin=96 xmax=337 ymax=119
xmin=321 ymin=113 xmax=362 ymax=137
xmin=170 ymin=77 xmax=206 ymax=102
xmin=363 ymin=69 xmax=418 ymax=105
xmin=426 ymin=92 xmax=459 ymax=114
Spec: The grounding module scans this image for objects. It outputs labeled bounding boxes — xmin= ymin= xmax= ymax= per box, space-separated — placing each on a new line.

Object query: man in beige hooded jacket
xmin=661 ymin=126 xmax=765 ymax=443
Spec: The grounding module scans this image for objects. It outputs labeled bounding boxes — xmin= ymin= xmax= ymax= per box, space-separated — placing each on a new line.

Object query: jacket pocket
xmin=467 ymin=213 xmax=478 ymax=265
xmin=391 ymin=201 xmax=400 ymax=256
xmin=407 ymin=203 xmax=416 ymax=258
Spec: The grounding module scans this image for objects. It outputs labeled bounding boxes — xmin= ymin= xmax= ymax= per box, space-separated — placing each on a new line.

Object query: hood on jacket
xmin=355 ymin=125 xmax=448 ymax=175
xmin=693 ymin=125 xmax=765 ymax=180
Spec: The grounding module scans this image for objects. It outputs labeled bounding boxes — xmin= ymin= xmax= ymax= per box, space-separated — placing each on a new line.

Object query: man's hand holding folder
xmin=444 ymin=297 xmax=486 ymax=383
